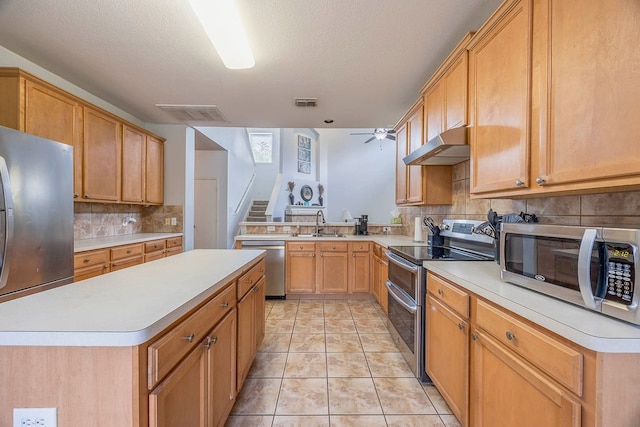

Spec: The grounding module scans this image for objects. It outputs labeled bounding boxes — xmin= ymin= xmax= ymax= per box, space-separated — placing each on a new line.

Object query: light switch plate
xmin=267 ymin=226 xmax=276 ymax=232
xmin=13 ymin=408 xmax=57 ymax=427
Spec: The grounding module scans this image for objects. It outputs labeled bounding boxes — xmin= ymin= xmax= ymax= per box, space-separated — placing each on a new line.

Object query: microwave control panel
xmin=605 ymin=243 xmax=635 ymax=304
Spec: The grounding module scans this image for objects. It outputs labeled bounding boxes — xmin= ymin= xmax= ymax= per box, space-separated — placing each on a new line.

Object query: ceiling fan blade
xmin=386 ymin=129 xmax=396 ymax=134
xmin=363 ymin=136 xmax=376 ymax=144
xmin=350 ymin=132 xmax=373 ymax=135
xmin=385 ymin=135 xmax=396 ymax=141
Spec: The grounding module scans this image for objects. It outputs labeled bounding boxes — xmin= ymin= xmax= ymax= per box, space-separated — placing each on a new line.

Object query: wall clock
xmin=300 ymin=185 xmax=313 ymax=201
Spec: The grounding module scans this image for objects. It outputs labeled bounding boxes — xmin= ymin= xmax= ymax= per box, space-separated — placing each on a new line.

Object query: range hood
xmin=403 ymin=126 xmax=469 ymax=166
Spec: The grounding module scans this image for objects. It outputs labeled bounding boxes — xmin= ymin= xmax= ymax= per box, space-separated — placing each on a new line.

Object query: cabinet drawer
xmin=166 ymin=236 xmax=182 ymax=248
xmin=74 ymin=263 xmax=108 ymax=282
xmin=318 ymin=241 xmax=348 ymax=252
xmin=74 ymin=249 xmax=109 ymax=269
xmin=111 ymin=243 xmax=143 ymax=261
xmin=144 ymin=239 xmax=166 ymax=253
xmin=165 ymin=246 xmax=182 ymax=257
xmin=111 ymin=255 xmax=143 ymax=271
xmin=238 ymin=259 xmax=265 ymax=298
xmin=286 ymin=241 xmax=316 ymax=252
xmin=349 ymin=242 xmax=370 ymax=252
xmin=475 ymin=299 xmax=583 ymax=395
xmin=427 ymin=273 xmax=469 ymax=319
xmin=144 ymin=251 xmax=165 ymax=263
xmin=148 ymin=282 xmax=237 ymax=389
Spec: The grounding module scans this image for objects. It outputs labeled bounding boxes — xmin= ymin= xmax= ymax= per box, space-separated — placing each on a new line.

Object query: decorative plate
xmin=300 ymin=185 xmax=313 ymax=201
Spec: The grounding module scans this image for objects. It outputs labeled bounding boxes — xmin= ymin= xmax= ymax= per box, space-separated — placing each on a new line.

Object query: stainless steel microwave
xmin=500 ymin=223 xmax=640 ymax=325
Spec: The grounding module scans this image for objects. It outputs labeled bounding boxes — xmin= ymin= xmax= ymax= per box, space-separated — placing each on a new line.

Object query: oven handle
xmin=385 ymin=280 xmax=418 ymax=314
xmin=578 ymin=228 xmax=602 ymax=310
xmin=386 ymin=251 xmax=419 ymax=273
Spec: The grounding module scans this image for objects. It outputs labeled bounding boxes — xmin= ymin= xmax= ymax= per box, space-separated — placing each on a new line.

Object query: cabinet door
xmin=149 ymin=343 xmax=208 ymax=427
xmin=236 ymin=289 xmax=255 ymax=391
xmin=24 ymin=80 xmax=82 ymax=198
xmin=444 ymin=51 xmax=469 ymax=130
xmin=146 ymin=135 xmax=164 ymax=204
xmin=470 ymin=330 xmax=580 ymax=427
xmin=531 ymin=0 xmax=640 ymax=191
xmin=318 ymin=250 xmax=348 ymax=293
xmin=286 ymin=251 xmax=316 ymax=293
xmin=208 ymin=309 xmax=237 ymax=427
xmin=254 ymin=277 xmax=265 ymax=351
xmin=83 ymin=107 xmax=122 ymax=201
xmin=406 ymin=106 xmax=425 ymax=204
xmin=371 ymin=255 xmax=381 ymax=303
xmin=469 ymin=0 xmax=531 ymax=195
xmin=424 ymin=81 xmax=445 ymax=141
xmin=426 ymin=297 xmax=469 ymax=427
xmin=395 ymin=123 xmax=409 ymax=204
xmin=379 ymin=255 xmax=388 ymax=313
xmin=348 ymin=251 xmax=370 ymax=293
xmin=122 ymin=125 xmax=145 ymax=203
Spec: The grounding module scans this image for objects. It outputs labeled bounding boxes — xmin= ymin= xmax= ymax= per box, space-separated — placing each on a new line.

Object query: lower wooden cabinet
xmin=348 ymin=242 xmax=371 ymax=293
xmin=285 ymin=242 xmax=317 ymax=294
xmin=208 ymin=309 xmax=237 ymax=427
xmin=317 ymin=242 xmax=349 ymax=293
xmin=237 ymin=276 xmax=265 ymax=391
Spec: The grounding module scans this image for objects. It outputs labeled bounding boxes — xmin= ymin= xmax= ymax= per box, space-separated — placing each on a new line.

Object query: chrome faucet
xmin=315 ymin=210 xmax=326 ymax=235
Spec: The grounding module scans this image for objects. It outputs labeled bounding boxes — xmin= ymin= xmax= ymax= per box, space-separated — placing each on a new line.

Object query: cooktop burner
xmin=389 ymin=245 xmax=494 ymax=263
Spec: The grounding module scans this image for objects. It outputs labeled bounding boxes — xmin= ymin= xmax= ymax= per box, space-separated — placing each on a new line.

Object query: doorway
xmin=194 ymin=178 xmax=219 ymax=248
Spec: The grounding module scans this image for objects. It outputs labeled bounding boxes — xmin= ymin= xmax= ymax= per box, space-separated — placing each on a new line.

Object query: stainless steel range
xmin=385 ymin=219 xmax=494 ymax=382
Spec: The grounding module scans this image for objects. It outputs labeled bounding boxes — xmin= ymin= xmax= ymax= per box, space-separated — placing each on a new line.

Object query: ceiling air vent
xmin=155 ymin=104 xmax=230 ymax=122
xmin=294 ymin=98 xmax=318 ymax=107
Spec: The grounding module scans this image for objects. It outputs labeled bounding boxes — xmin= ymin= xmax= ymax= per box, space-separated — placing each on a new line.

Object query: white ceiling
xmin=0 ymin=0 xmax=502 ymax=129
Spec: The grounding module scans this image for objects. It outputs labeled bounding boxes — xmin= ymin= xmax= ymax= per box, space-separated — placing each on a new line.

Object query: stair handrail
xmin=233 ymin=173 xmax=255 ymax=216
xmin=264 ymin=173 xmax=283 ymax=221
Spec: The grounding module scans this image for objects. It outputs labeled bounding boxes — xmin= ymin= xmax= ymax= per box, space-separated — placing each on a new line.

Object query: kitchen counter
xmin=74 ymin=232 xmax=183 ymax=252
xmin=235 ymin=233 xmax=424 ymax=248
xmin=0 ymin=249 xmax=265 ymax=347
xmin=425 ymin=261 xmax=640 ymax=353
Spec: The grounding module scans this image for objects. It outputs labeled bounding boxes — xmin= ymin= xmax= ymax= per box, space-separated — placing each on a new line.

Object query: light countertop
xmin=425 ymin=261 xmax=640 ymax=353
xmin=0 ymin=249 xmax=264 ymax=347
xmin=74 ymin=232 xmax=183 ymax=252
xmin=235 ymin=233 xmax=424 ymax=248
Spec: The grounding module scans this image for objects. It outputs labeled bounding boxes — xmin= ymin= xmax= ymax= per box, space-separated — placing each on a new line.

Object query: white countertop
xmin=235 ymin=233 xmax=424 ymax=248
xmin=74 ymin=233 xmax=183 ymax=252
xmin=425 ymin=261 xmax=640 ymax=353
xmin=0 ymin=249 xmax=264 ymax=347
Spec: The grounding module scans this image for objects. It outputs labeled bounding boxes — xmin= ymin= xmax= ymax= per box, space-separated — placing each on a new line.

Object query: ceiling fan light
xmin=374 ymin=128 xmax=387 ymax=140
xmin=188 ymin=0 xmax=255 ymax=70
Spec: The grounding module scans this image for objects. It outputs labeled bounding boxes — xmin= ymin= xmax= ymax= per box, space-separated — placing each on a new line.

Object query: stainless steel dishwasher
xmin=240 ymin=240 xmax=286 ymax=299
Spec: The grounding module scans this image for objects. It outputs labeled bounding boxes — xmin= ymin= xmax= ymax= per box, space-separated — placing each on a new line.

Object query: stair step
xmin=247 ymin=216 xmax=267 ymax=222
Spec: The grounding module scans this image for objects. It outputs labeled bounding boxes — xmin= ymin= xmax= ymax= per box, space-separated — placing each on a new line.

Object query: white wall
xmin=246 ymin=128 xmax=281 ymax=202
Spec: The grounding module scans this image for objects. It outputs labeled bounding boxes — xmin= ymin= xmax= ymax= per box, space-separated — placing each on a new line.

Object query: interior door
xmin=194 ymin=178 xmax=218 ymax=249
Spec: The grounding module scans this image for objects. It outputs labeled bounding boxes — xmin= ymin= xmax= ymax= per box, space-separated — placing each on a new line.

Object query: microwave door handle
xmin=578 ymin=228 xmax=601 ymax=310
xmin=0 ymin=156 xmax=13 ymax=290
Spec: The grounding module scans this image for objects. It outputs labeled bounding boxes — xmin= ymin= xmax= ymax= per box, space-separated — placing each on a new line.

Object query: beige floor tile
xmin=276 ymin=378 xmax=329 ymax=415
xmin=231 ymin=378 xmax=282 ymax=415
xmin=297 ymin=301 xmax=324 ymax=310
xmin=272 ymin=415 xmax=330 ymax=426
xmin=289 ymin=333 xmax=326 ymax=352
xmin=268 ymin=307 xmax=298 ymax=319
xmin=351 ymin=310 xmax=382 ymax=321
xmin=324 ymin=310 xmax=353 ymax=320
xmin=385 ymin=414 xmax=445 ymax=426
xmin=325 ymin=319 xmax=357 ymax=334
xmin=373 ymin=377 xmax=437 ymax=414
xmin=259 ymin=333 xmax=291 ymax=353
xmin=225 ymin=415 xmax=274 ymax=426
xmin=440 ymin=414 xmax=462 ymax=427
xmin=354 ymin=318 xmax=389 ymax=333
xmin=423 ymin=385 xmax=453 ymax=414
xmin=359 ymin=333 xmax=399 ymax=352
xmin=325 ymin=334 xmax=363 ymax=353
xmin=248 ymin=352 xmax=288 ymax=378
xmin=328 ymin=378 xmax=383 ymax=415
xmin=265 ymin=318 xmax=295 ymax=334
xmin=365 ymin=352 xmax=414 ymax=377
xmin=326 ymin=352 xmax=371 ymax=377
xmin=293 ymin=318 xmax=325 ymax=334
xmin=295 ymin=308 xmax=325 ymax=319
xmin=329 ymin=415 xmax=387 ymax=426
xmin=284 ymin=352 xmax=327 ymax=378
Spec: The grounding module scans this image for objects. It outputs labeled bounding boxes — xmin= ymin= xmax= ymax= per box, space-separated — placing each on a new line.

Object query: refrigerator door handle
xmin=0 ymin=155 xmax=14 ymax=290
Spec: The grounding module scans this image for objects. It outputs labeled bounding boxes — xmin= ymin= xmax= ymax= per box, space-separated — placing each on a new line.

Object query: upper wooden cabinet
xmin=395 ymin=100 xmax=452 ymax=206
xmin=468 ymin=0 xmax=531 ymax=196
xmin=0 ymin=68 xmax=165 ymax=205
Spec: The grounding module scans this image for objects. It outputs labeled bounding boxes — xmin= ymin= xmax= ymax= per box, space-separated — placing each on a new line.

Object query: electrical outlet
xmin=13 ymin=408 xmax=57 ymax=427
xmin=164 ymin=217 xmax=170 ymax=226
xmin=171 ymin=217 xmax=177 ymax=226
xmin=267 ymin=226 xmax=276 ymax=232
xmin=382 ymin=226 xmax=391 ymax=233
xmin=283 ymin=226 xmax=291 ymax=232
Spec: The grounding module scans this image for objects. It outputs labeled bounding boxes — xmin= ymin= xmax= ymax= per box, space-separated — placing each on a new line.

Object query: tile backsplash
xmin=74 ymin=203 xmax=183 ymax=240
xmin=399 ymin=161 xmax=640 ymax=237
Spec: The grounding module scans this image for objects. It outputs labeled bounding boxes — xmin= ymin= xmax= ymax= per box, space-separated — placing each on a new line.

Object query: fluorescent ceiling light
xmin=188 ymin=0 xmax=255 ymax=70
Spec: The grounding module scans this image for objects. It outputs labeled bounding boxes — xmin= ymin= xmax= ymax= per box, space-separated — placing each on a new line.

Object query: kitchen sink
xmin=294 ymin=233 xmax=347 ymax=238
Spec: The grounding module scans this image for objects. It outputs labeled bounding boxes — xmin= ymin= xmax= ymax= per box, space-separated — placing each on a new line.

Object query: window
xmin=249 ymin=133 xmax=273 ymax=163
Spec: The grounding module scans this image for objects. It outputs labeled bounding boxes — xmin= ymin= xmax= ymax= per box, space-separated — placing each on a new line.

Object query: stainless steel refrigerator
xmin=0 ymin=126 xmax=74 ymax=302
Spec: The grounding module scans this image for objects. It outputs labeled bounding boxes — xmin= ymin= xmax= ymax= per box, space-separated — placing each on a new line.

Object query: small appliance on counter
xmin=354 ymin=214 xmax=368 ymax=235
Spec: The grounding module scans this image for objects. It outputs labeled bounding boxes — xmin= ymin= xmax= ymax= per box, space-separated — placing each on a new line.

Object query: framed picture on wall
xmin=297 ymin=135 xmax=312 ymax=174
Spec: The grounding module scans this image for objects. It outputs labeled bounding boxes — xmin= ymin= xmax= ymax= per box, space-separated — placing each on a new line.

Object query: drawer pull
xmin=204 ymin=336 xmax=218 ymax=349
xmin=126 ymin=249 xmax=132 ymax=254
xmin=505 ymin=331 xmax=516 ymax=341
xmin=252 ymin=286 xmax=259 ymax=293
xmin=437 ymin=289 xmax=443 ymax=295
xmin=183 ymin=334 xmax=195 ymax=343
xmin=220 ymin=302 xmax=229 ymax=308
xmin=84 ymin=258 xmax=90 ymax=263
xmin=245 ymin=278 xmax=253 ymax=284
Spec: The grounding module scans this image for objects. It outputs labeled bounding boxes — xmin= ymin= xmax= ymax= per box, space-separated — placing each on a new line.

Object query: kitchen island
xmin=0 ymin=249 xmax=265 ymax=427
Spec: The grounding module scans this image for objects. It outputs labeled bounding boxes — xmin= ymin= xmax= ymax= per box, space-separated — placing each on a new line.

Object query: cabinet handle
xmin=299 ymin=246 xmax=304 ymax=250
xmin=535 ymin=176 xmax=547 ymax=185
xmin=85 ymin=193 xmax=92 ymax=198
xmin=253 ymin=285 xmax=259 ymax=293
xmin=126 ymin=249 xmax=132 ymax=254
xmin=84 ymin=258 xmax=90 ymax=263
xmin=73 ymin=192 xmax=80 ymax=199
xmin=220 ymin=302 xmax=229 ymax=308
xmin=437 ymin=289 xmax=443 ymax=295
xmin=515 ymin=180 xmax=525 ymax=187
xmin=245 ymin=278 xmax=253 ymax=284
xmin=204 ymin=335 xmax=218 ymax=349
xmin=320 ymin=253 xmax=324 ymax=257
xmin=312 ymin=253 xmax=316 ymax=257
xmin=458 ymin=323 xmax=464 ymax=330
xmin=471 ymin=333 xmax=478 ymax=341
xmin=183 ymin=333 xmax=195 ymax=343
xmin=103 ymin=264 xmax=108 ymax=269
xmin=505 ymin=331 xmax=516 ymax=341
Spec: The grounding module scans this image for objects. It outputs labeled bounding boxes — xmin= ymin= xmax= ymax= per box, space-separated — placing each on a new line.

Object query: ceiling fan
xmin=351 ymin=128 xmax=396 ymax=144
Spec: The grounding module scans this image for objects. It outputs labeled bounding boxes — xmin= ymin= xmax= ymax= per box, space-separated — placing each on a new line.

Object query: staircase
xmin=246 ymin=200 xmax=269 ymax=222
